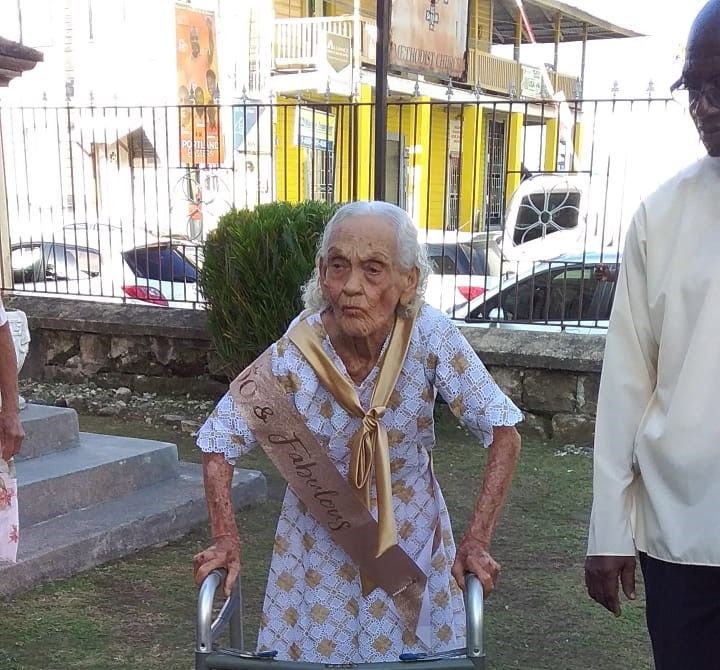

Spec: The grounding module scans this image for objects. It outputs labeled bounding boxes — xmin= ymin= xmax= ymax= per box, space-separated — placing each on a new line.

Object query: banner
xmin=293 ymin=107 xmax=336 ymax=152
xmin=521 ymin=65 xmax=543 ymax=99
xmin=175 ymin=5 xmax=224 ymax=165
xmin=390 ymin=0 xmax=469 ymax=80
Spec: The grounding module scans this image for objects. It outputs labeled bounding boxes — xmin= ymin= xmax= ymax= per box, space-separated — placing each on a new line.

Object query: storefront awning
xmin=492 ymin=0 xmax=643 ymax=44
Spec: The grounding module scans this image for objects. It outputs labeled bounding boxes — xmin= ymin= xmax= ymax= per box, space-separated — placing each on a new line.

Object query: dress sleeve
xmin=430 ymin=315 xmax=523 ymax=447
xmin=195 ymin=315 xmax=316 ymax=464
xmin=195 ymin=391 xmax=258 ymax=463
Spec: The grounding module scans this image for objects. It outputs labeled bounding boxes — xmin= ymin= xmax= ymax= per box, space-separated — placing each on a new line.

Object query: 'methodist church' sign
xmin=390 ymin=0 xmax=469 ymax=80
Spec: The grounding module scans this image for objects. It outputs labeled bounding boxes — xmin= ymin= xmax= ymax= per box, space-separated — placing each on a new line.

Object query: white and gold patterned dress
xmin=197 ymin=304 xmax=522 ymax=663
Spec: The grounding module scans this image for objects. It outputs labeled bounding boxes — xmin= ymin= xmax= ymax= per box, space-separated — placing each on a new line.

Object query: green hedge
xmin=200 ymin=201 xmax=338 ymax=377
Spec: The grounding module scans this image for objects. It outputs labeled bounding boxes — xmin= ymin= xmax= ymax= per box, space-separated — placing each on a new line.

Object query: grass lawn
xmin=0 ymin=406 xmax=653 ymax=670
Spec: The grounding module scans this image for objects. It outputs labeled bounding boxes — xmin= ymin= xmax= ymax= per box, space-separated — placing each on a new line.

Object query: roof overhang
xmin=492 ymin=0 xmax=643 ymax=45
xmin=0 ymin=36 xmax=43 ymax=86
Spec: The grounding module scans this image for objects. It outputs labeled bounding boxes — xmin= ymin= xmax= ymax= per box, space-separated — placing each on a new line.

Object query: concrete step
xmin=15 ymin=433 xmax=179 ymax=525
xmin=0 ymin=462 xmax=266 ymax=597
xmin=16 ymin=405 xmax=80 ymax=460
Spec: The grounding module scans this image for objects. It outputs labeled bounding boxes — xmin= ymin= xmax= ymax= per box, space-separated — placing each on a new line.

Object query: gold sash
xmin=229 ymin=346 xmax=426 ymax=635
xmin=288 ymin=314 xmax=415 ymax=561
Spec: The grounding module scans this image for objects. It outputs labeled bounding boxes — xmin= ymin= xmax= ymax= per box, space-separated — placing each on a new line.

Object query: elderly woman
xmin=194 ymin=201 xmax=522 ymax=664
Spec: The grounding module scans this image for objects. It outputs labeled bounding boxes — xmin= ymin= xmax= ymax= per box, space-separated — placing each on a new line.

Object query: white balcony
xmin=272 ymin=16 xmax=579 ymax=100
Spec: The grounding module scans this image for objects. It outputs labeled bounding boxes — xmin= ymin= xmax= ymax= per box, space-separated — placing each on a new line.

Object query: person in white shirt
xmin=0 ymin=300 xmax=24 ymax=462
xmin=585 ymin=2 xmax=720 ymax=668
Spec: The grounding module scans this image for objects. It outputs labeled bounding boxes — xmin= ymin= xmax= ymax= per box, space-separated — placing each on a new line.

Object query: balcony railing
xmin=469 ymin=51 xmax=579 ymax=99
xmin=274 ymin=15 xmax=375 ymax=70
xmin=273 ymin=16 xmax=579 ymax=100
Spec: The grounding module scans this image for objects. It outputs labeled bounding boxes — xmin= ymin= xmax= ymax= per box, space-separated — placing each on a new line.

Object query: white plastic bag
xmin=0 ymin=458 xmax=19 ymax=563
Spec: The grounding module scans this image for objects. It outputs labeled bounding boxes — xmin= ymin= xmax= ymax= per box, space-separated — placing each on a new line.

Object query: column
xmin=572 ymin=120 xmax=584 ymax=172
xmin=410 ymin=96 xmax=432 ymax=229
xmin=355 ymin=83 xmax=373 ymax=200
xmin=544 ymin=116 xmax=559 ymax=172
xmin=505 ymin=110 xmax=524 ymax=200
xmin=459 ymin=104 xmax=484 ymax=231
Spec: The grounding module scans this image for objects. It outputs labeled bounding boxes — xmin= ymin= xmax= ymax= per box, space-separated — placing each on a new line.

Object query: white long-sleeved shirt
xmin=0 ymin=300 xmax=6 ymax=327
xmin=588 ymin=155 xmax=720 ymax=565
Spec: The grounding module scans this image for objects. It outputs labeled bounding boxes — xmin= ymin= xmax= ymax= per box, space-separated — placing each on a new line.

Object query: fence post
xmin=544 ymin=116 xmax=559 ymax=172
xmin=459 ymin=104 xmax=484 ymax=231
xmin=373 ymin=0 xmax=390 ymax=201
xmin=0 ymin=118 xmax=12 ymax=292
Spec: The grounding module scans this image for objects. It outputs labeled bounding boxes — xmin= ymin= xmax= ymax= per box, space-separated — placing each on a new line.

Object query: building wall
xmin=469 ymin=0 xmax=493 ymax=54
xmin=0 ymin=0 xmax=259 ymax=246
xmin=274 ymin=99 xmax=306 ymax=202
xmin=274 ymin=0 xmax=307 ymax=19
xmin=271 ymin=94 xmax=492 ymax=232
xmin=321 ymin=0 xmax=377 ymax=17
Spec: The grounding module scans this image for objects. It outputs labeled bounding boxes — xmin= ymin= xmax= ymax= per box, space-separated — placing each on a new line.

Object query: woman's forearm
xmin=0 ymin=324 xmax=19 ymax=414
xmin=202 ymin=452 xmax=240 ymax=541
xmin=465 ymin=426 xmax=521 ymax=546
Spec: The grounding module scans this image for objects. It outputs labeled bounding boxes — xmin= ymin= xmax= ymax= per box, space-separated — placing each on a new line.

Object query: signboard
xmin=233 ymin=104 xmax=273 ymax=154
xmin=326 ymin=33 xmax=352 ymax=73
xmin=175 ymin=6 xmax=224 ymax=165
xmin=294 ymin=107 xmax=336 ymax=152
xmin=449 ymin=116 xmax=462 ymax=153
xmin=389 ymin=0 xmax=469 ymax=81
xmin=323 ymin=32 xmax=353 ymax=96
xmin=521 ymin=65 xmax=543 ymax=99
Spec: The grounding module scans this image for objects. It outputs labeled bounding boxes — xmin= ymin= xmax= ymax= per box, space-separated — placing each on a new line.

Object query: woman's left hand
xmin=451 ymin=535 xmax=500 ymax=594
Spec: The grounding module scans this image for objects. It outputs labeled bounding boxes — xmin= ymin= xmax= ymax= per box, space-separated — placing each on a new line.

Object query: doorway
xmin=485 ymin=119 xmax=506 ymax=229
xmin=385 ymin=134 xmax=407 ymax=210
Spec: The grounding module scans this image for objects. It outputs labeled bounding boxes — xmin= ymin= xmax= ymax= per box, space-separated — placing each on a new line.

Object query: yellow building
xmin=269 ymin=0 xmax=639 ymax=231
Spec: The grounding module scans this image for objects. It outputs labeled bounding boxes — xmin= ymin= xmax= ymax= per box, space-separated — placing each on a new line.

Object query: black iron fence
xmin=0 ymin=97 xmax=702 ymax=325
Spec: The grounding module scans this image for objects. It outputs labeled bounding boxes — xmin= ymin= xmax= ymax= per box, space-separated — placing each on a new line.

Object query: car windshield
xmin=459 ymin=243 xmax=488 ymax=275
xmin=426 ymin=242 xmax=489 ymax=276
xmin=123 ymin=245 xmax=198 ymax=283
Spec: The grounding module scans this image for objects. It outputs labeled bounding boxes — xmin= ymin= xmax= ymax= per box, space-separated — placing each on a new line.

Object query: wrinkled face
xmin=319 ymin=216 xmax=418 ymax=339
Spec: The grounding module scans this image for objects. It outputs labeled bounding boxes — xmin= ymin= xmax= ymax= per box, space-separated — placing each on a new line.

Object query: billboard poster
xmin=293 ymin=107 xmax=336 ymax=152
xmin=389 ymin=0 xmax=469 ymax=80
xmin=175 ymin=5 xmax=224 ymax=165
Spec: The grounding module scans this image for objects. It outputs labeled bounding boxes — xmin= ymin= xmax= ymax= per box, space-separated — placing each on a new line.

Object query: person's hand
xmin=452 ymin=535 xmax=500 ymax=594
xmin=585 ymin=555 xmax=636 ymax=616
xmin=0 ymin=410 xmax=24 ymax=462
xmin=594 ymin=264 xmax=617 ymax=283
xmin=193 ymin=534 xmax=241 ymax=598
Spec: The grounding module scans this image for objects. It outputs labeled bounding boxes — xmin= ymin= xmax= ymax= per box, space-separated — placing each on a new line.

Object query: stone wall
xmin=8 ymin=296 xmax=225 ymax=398
xmin=8 ymin=296 xmax=605 ymax=443
xmin=461 ymin=329 xmax=604 ymax=444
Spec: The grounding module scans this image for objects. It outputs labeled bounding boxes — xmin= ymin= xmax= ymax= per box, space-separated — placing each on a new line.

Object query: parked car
xmin=419 ymin=230 xmax=505 ymax=313
xmin=459 ymin=251 xmax=621 ymax=334
xmin=499 ymin=173 xmax=592 ymax=267
xmin=11 ymin=236 xmax=202 ymax=308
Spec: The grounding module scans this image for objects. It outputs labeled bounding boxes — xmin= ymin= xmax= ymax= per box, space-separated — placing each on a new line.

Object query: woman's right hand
xmin=193 ymin=534 xmax=242 ymax=598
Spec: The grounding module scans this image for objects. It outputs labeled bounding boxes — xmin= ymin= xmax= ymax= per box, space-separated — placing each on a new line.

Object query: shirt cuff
xmin=586 ymin=496 xmax=636 ymax=556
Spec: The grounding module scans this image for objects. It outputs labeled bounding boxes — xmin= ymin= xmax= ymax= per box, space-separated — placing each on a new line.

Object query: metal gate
xmin=485 ymin=119 xmax=506 ymax=229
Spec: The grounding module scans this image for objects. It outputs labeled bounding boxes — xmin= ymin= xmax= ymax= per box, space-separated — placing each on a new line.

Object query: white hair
xmin=301 ymin=201 xmax=430 ymax=316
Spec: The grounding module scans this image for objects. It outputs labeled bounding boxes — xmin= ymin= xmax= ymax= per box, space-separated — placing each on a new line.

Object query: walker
xmin=196 ymin=571 xmax=485 ymax=670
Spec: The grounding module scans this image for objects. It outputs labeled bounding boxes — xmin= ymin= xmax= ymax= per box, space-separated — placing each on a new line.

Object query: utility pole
xmin=374 ymin=0 xmax=391 ymax=201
